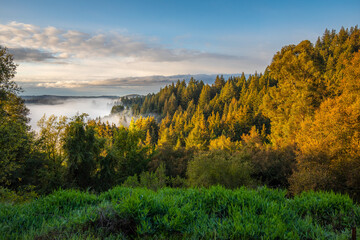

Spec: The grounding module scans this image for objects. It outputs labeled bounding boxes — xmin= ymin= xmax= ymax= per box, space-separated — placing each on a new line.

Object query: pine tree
xmin=198 ymin=85 xmax=211 ymax=109
xmin=185 ymin=108 xmax=209 ymax=150
xmin=214 ymin=75 xmax=225 ymax=93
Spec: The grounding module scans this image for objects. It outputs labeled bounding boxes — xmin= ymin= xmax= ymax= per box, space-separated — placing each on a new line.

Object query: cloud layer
xmin=8 ymin=47 xmax=57 ymax=62
xmin=0 ymin=21 xmax=237 ymax=62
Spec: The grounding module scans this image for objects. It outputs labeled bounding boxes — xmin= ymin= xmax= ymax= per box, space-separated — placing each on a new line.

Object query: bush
xmin=122 ymin=164 xmax=168 ymax=191
xmin=0 ymin=186 xmax=38 ymax=204
xmin=187 ymin=150 xmax=255 ymax=188
xmin=149 ymin=146 xmax=194 ymax=178
xmin=240 ymin=127 xmax=296 ymax=188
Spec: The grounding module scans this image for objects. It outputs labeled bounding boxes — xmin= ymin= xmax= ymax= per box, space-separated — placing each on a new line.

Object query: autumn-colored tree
xmin=135 ymin=116 xmax=159 ymax=145
xmin=213 ymin=75 xmax=225 ymax=93
xmin=209 ymin=135 xmax=240 ymax=152
xmin=262 ymin=40 xmax=325 ymax=147
xmin=290 ymin=51 xmax=360 ymax=199
xmin=185 ymin=108 xmax=209 ymax=150
xmin=198 ymin=84 xmax=211 ymax=109
xmin=219 ymin=80 xmax=237 ymax=103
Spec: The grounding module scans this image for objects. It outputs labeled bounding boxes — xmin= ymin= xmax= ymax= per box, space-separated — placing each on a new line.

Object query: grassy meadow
xmin=1 ymin=186 xmax=359 ymax=239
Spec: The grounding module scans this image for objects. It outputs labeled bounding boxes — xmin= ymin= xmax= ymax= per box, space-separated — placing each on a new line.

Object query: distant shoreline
xmin=21 ymin=95 xmax=120 ymax=99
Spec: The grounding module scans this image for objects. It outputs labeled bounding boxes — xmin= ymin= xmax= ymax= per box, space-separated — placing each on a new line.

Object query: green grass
xmin=1 ymin=186 xmax=359 ymax=239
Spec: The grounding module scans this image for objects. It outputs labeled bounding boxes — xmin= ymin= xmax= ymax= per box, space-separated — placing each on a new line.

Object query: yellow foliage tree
xmin=291 ymin=51 xmax=360 ymax=199
xmin=209 ymin=135 xmax=241 ymax=152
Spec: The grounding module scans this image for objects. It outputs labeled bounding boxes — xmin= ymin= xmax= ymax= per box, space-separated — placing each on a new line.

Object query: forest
xmin=1 ymin=26 xmax=360 ymax=239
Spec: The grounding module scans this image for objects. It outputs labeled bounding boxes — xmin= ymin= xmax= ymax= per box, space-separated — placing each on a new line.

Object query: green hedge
xmin=1 ymin=186 xmax=359 ymax=239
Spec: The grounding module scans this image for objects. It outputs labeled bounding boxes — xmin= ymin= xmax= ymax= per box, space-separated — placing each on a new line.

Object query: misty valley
xmin=24 ymin=95 xmax=135 ymax=131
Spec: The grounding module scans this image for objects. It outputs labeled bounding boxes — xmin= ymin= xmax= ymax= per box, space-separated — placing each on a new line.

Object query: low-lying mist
xmin=26 ymin=98 xmax=139 ymax=131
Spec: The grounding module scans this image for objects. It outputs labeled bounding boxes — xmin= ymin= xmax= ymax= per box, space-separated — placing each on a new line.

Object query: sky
xmin=0 ymin=0 xmax=359 ymax=96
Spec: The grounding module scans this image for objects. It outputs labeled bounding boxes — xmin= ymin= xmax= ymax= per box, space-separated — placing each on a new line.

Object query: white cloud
xmin=0 ymin=21 xmax=237 ymax=62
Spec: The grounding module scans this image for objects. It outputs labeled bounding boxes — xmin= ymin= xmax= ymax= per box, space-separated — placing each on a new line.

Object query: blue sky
xmin=1 ymin=0 xmax=359 ymax=95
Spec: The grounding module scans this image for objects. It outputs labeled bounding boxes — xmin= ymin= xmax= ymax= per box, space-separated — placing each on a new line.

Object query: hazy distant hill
xmin=122 ymin=94 xmax=142 ymax=99
xmin=23 ymin=95 xmax=120 ymax=105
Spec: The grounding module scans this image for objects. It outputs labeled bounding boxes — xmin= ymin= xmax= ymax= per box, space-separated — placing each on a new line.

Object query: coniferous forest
xmin=1 ymin=27 xmax=360 ymax=239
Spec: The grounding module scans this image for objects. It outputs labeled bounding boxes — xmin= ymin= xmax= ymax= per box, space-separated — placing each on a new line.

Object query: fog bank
xmin=26 ymin=98 xmax=120 ymax=131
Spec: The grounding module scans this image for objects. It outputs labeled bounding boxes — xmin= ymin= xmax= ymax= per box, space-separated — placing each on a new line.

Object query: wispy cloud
xmin=0 ymin=21 xmax=237 ymax=63
xmin=8 ymin=47 xmax=57 ymax=62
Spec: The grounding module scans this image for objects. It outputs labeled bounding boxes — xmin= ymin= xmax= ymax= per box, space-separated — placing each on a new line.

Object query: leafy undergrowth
xmin=1 ymin=186 xmax=359 ymax=239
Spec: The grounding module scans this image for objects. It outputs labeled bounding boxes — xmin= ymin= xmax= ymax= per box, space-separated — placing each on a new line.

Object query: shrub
xmin=187 ymin=150 xmax=255 ymax=188
xmin=122 ymin=164 xmax=168 ymax=191
xmin=0 ymin=186 xmax=38 ymax=204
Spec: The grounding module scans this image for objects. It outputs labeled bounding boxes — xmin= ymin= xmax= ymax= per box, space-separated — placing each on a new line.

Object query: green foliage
xmin=116 ymin=95 xmax=145 ymax=115
xmin=110 ymin=104 xmax=125 ymax=114
xmin=240 ymin=127 xmax=296 ymax=188
xmin=0 ymin=116 xmax=31 ymax=186
xmin=107 ymin=123 xmax=152 ymax=183
xmin=122 ymin=164 xmax=168 ymax=191
xmin=63 ymin=114 xmax=104 ymax=189
xmin=291 ymin=190 xmax=359 ymax=233
xmin=35 ymin=115 xmax=67 ymax=193
xmin=149 ymin=145 xmax=194 ymax=178
xmin=0 ymin=186 xmax=38 ymax=204
xmin=0 ymin=46 xmax=32 ymax=188
xmin=187 ymin=150 xmax=255 ymax=188
xmin=0 ymin=46 xmax=19 ymax=96
xmin=1 ymin=186 xmax=359 ymax=239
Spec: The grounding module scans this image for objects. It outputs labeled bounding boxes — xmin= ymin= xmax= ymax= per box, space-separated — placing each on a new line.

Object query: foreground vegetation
xmin=1 ymin=186 xmax=359 ymax=239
